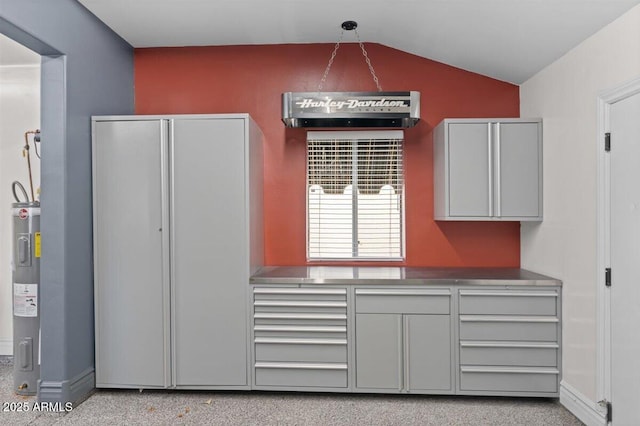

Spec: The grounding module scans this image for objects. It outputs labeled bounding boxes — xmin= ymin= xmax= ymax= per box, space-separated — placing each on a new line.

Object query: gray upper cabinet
xmin=434 ymin=118 xmax=542 ymax=221
xmin=93 ymin=114 xmax=263 ymax=390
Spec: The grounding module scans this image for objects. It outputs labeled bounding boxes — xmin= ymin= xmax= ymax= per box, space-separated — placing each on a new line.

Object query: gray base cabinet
xmin=354 ymin=288 xmax=454 ymax=394
xmin=457 ymin=288 xmax=561 ymax=396
xmin=434 ymin=118 xmax=542 ymax=221
xmin=93 ymin=114 xmax=263 ymax=389
xmin=250 ymin=283 xmax=560 ymax=398
xmin=355 ymin=313 xmax=452 ymax=392
xmin=251 ymin=287 xmax=348 ymax=390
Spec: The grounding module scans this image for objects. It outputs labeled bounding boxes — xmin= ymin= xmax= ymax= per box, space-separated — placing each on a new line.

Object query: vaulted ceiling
xmin=77 ymin=0 xmax=640 ymax=84
xmin=2 ymin=1 xmax=639 ymax=84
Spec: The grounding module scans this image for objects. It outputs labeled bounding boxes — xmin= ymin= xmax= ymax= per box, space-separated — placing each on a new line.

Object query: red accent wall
xmin=135 ymin=43 xmax=521 ymax=267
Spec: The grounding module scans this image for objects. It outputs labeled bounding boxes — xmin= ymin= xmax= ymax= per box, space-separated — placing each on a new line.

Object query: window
xmin=307 ymin=131 xmax=405 ymax=260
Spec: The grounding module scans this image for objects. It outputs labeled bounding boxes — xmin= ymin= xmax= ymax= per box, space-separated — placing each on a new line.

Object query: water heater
xmin=12 ymin=198 xmax=40 ymax=395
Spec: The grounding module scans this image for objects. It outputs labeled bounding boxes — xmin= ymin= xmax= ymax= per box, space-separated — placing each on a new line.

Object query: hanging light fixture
xmin=282 ymin=21 xmax=420 ymax=129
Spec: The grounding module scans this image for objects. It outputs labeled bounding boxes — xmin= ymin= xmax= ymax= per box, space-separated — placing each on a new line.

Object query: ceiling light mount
xmin=318 ymin=21 xmax=382 ymax=92
xmin=341 ymin=20 xmax=358 ymax=31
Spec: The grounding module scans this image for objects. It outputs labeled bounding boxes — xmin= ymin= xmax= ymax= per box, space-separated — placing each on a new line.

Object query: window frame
xmin=306 ymin=130 xmax=406 ymax=262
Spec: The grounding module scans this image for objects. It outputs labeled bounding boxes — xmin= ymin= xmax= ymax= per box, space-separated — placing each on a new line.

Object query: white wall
xmin=0 ymin=64 xmax=40 ymax=355
xmin=520 ymin=4 xmax=640 ymax=403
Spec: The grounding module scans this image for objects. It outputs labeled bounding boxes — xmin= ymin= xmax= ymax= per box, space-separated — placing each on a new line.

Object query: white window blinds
xmin=307 ymin=131 xmax=405 ymax=260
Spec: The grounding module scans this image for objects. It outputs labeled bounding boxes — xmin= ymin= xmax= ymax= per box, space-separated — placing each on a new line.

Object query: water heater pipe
xmin=23 ymin=130 xmax=39 ymax=202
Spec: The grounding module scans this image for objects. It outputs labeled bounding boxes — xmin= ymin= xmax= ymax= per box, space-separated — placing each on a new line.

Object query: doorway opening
xmin=0 ymin=34 xmax=41 ymax=357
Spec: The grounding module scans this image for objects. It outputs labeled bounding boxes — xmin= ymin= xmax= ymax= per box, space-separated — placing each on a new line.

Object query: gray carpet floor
xmin=0 ymin=364 xmax=584 ymax=425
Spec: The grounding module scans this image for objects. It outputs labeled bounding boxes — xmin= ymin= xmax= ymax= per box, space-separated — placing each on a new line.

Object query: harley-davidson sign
xmin=282 ymin=91 xmax=420 ymax=128
xmin=295 ymin=97 xmax=410 ymax=111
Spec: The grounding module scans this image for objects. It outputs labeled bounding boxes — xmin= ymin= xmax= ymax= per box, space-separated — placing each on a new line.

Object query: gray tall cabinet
xmin=92 ymin=114 xmax=263 ymax=389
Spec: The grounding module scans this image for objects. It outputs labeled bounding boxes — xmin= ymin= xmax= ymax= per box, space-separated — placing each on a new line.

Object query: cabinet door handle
xmin=487 ymin=123 xmax=494 ymax=217
xmin=404 ymin=316 xmax=410 ymax=392
xmin=495 ymin=122 xmax=502 ymax=218
xmin=163 ymin=119 xmax=174 ymax=389
xmin=398 ymin=315 xmax=404 ymax=392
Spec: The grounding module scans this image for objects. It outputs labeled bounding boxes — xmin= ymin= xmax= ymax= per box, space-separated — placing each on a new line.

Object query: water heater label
xmin=34 ymin=232 xmax=41 ymax=258
xmin=18 ymin=209 xmax=29 ymax=220
xmin=14 ymin=284 xmax=38 ymax=317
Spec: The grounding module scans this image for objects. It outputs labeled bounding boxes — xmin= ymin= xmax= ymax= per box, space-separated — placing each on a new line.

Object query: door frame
xmin=596 ymin=75 xmax=640 ymax=413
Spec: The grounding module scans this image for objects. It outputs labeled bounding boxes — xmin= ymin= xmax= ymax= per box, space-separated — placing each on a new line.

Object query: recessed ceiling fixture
xmin=282 ymin=21 xmax=420 ymax=129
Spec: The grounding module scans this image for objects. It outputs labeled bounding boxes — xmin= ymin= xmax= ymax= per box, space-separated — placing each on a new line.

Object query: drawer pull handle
xmin=460 ymin=341 xmax=559 ymax=349
xmin=255 ymin=338 xmax=347 ymax=345
xmin=254 ymin=325 xmax=346 ymax=333
xmin=254 ymin=301 xmax=347 ymax=308
xmin=460 ymin=315 xmax=558 ymax=323
xmin=356 ymin=289 xmax=451 ymax=296
xmin=459 ymin=290 xmax=557 ymax=297
xmin=254 ymin=288 xmax=347 ymax=295
xmin=255 ymin=362 xmax=347 ymax=370
xmin=254 ymin=313 xmax=346 ymax=320
xmin=461 ymin=366 xmax=559 ymax=375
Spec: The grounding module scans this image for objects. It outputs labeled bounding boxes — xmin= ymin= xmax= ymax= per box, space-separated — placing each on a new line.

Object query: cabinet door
xmin=171 ymin=118 xmax=248 ymax=386
xmin=497 ymin=122 xmax=540 ymax=218
xmin=406 ymin=315 xmax=452 ymax=392
xmin=448 ymin=123 xmax=491 ymax=217
xmin=93 ymin=120 xmax=170 ymax=388
xmin=355 ymin=314 xmax=402 ymax=390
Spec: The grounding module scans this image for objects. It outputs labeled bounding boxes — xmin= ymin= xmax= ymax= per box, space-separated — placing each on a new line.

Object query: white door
xmin=609 ymin=91 xmax=640 ymax=424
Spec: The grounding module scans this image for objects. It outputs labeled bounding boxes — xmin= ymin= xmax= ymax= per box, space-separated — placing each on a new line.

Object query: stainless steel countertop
xmin=250 ymin=266 xmax=561 ymax=286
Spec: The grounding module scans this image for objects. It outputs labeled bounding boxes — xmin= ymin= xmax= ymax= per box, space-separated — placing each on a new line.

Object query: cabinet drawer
xmin=459 ymin=316 xmax=558 ymax=341
xmin=356 ymin=289 xmax=450 ymax=314
xmin=460 ymin=366 xmax=558 ymax=393
xmin=255 ymin=362 xmax=347 ymax=388
xmin=254 ymin=312 xmax=347 ymax=326
xmin=254 ymin=287 xmax=347 ymax=302
xmin=255 ymin=338 xmax=347 ymax=363
xmin=254 ymin=301 xmax=347 ymax=315
xmin=459 ymin=290 xmax=558 ymax=316
xmin=460 ymin=342 xmax=558 ymax=367
xmin=254 ymin=324 xmax=346 ymax=340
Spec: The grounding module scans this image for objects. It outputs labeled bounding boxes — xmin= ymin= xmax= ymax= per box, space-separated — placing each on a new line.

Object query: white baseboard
xmin=560 ymin=381 xmax=607 ymax=426
xmin=0 ymin=339 xmax=12 ymax=356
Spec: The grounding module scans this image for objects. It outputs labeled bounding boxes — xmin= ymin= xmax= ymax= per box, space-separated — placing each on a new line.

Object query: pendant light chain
xmin=354 ymin=28 xmax=382 ymax=92
xmin=317 ymin=23 xmax=383 ymax=92
xmin=318 ymin=30 xmax=344 ymax=92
